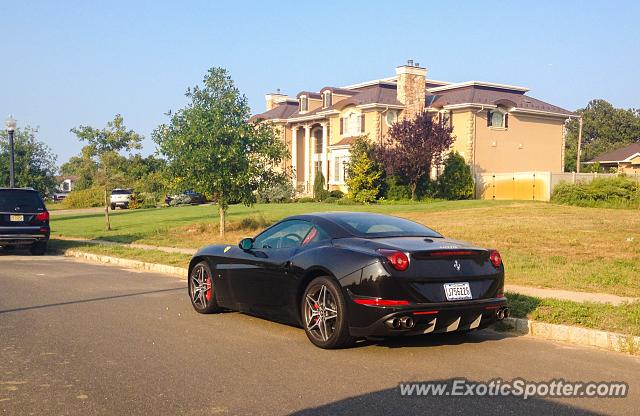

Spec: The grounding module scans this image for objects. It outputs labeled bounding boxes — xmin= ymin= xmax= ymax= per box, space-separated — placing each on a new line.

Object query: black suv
xmin=0 ymin=188 xmax=50 ymax=255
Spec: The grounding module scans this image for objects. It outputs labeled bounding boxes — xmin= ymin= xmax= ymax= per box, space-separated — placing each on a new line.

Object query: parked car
xmin=52 ymin=192 xmax=69 ymax=201
xmin=110 ymin=188 xmax=133 ymax=210
xmin=187 ymin=212 xmax=507 ymax=349
xmin=165 ymin=190 xmax=206 ymax=206
xmin=0 ymin=188 xmax=50 ymax=255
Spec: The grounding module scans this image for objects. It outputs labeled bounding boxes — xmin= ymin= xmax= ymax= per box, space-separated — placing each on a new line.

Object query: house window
xmin=300 ymin=95 xmax=308 ymax=112
xmin=439 ymin=110 xmax=452 ymax=128
xmin=487 ymin=110 xmax=508 ymax=128
xmin=313 ymin=128 xmax=323 ymax=154
xmin=323 ymin=91 xmax=332 ymax=108
xmin=341 ymin=112 xmax=364 ymax=137
xmin=333 ymin=155 xmax=350 ymax=183
xmin=385 ymin=110 xmax=398 ymax=127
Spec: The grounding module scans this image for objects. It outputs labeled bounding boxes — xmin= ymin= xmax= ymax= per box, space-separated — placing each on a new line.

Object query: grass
xmin=49 ymin=200 xmax=640 ymax=297
xmin=507 ymin=292 xmax=640 ymax=337
xmin=49 ymin=239 xmax=191 ymax=268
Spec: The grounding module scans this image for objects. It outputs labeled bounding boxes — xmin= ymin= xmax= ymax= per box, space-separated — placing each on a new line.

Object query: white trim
xmin=287 ymin=114 xmax=325 ymax=122
xmin=340 ymin=76 xmax=397 ymax=90
xmin=356 ymin=103 xmax=405 ymax=110
xmin=623 ymin=152 xmax=640 ymax=162
xmin=510 ymin=107 xmax=575 ymax=119
xmin=427 ymin=80 xmax=530 ymax=93
xmin=442 ymin=103 xmax=498 ymax=110
xmin=425 ymin=78 xmax=451 ymax=86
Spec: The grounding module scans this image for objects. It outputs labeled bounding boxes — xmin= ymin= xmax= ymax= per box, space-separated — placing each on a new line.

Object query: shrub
xmin=257 ymin=181 xmax=295 ymax=203
xmin=438 ymin=152 xmax=474 ymax=200
xmin=384 ymin=176 xmax=412 ymax=200
xmin=296 ymin=197 xmax=315 ymax=203
xmin=551 ymin=176 xmax=640 ymax=208
xmin=336 ymin=197 xmax=360 ymax=205
xmin=323 ymin=196 xmax=338 ymax=203
xmin=329 ymin=190 xmax=344 ymax=199
xmin=346 ymin=136 xmax=384 ymax=203
xmin=236 ymin=214 xmax=270 ymax=231
xmin=61 ymin=187 xmax=104 ymax=208
xmin=313 ymin=171 xmax=330 ymax=201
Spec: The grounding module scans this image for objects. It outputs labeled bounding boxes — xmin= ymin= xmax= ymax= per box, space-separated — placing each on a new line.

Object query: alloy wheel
xmin=190 ymin=264 xmax=212 ymax=309
xmin=304 ymin=284 xmax=338 ymax=342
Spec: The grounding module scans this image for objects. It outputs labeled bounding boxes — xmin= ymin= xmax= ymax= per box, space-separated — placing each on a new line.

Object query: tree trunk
xmin=104 ymin=189 xmax=111 ymax=231
xmin=410 ymin=182 xmax=417 ymax=201
xmin=219 ymin=204 xmax=225 ymax=238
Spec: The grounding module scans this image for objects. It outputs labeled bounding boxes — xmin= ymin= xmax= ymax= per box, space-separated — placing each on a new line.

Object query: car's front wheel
xmin=189 ymin=261 xmax=222 ymax=314
xmin=301 ymin=276 xmax=355 ymax=349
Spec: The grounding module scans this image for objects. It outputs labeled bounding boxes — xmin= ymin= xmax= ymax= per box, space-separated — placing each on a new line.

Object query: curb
xmin=63 ymin=249 xmax=188 ymax=280
xmin=502 ymin=317 xmax=640 ymax=356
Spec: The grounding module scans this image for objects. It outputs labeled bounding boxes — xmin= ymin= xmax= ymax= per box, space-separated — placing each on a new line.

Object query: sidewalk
xmin=53 ymin=236 xmax=638 ymax=305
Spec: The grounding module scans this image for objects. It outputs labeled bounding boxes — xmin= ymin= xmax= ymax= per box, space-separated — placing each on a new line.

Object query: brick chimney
xmin=396 ymin=60 xmax=427 ymax=119
xmin=265 ymin=89 xmax=288 ymax=111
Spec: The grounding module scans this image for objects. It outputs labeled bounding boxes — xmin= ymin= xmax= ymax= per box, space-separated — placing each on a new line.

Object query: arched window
xmin=340 ymin=111 xmax=364 ymax=136
xmin=487 ymin=109 xmax=508 ymax=128
xmin=299 ymin=95 xmax=308 ymax=112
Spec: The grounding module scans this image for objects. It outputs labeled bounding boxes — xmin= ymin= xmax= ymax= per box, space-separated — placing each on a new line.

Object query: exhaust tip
xmin=503 ymin=307 xmax=510 ymax=319
xmin=386 ymin=317 xmax=402 ymax=329
xmin=496 ymin=309 xmax=505 ymax=320
xmin=400 ymin=316 xmax=415 ymax=329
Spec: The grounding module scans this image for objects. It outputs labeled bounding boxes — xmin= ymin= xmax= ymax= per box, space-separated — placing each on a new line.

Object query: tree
xmin=376 ymin=111 xmax=454 ymax=200
xmin=313 ymin=171 xmax=329 ymax=201
xmin=71 ymin=115 xmax=143 ymax=230
xmin=565 ymin=99 xmax=640 ymax=171
xmin=60 ymin=145 xmax=98 ymax=190
xmin=438 ymin=152 xmax=473 ymax=200
xmin=0 ymin=126 xmax=57 ymax=195
xmin=346 ymin=136 xmax=383 ymax=203
xmin=153 ymin=67 xmax=289 ymax=237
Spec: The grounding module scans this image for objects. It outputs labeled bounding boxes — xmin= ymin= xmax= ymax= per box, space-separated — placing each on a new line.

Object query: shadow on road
xmin=289 ymin=379 xmax=601 ymax=415
xmin=0 ymin=287 xmax=184 ymax=314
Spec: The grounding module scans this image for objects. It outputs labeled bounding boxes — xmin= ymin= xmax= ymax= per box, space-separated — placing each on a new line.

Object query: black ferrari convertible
xmin=188 ymin=212 xmax=508 ymax=349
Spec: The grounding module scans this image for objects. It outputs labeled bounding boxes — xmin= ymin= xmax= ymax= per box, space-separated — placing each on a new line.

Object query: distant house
xmin=251 ymin=60 xmax=575 ymax=194
xmin=587 ymin=143 xmax=640 ymax=174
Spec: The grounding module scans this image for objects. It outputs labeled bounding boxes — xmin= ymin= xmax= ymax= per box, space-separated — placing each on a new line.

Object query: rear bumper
xmin=0 ymin=227 xmax=50 ymax=245
xmin=348 ymin=297 xmax=507 ymax=337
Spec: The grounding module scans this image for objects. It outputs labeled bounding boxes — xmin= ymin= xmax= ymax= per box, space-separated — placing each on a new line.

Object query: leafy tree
xmin=60 ymin=146 xmax=98 ymax=190
xmin=438 ymin=152 xmax=473 ymax=200
xmin=313 ymin=171 xmax=329 ymax=201
xmin=565 ymin=99 xmax=640 ymax=171
xmin=153 ymin=67 xmax=289 ymax=237
xmin=0 ymin=126 xmax=57 ymax=195
xmin=376 ymin=111 xmax=454 ymax=200
xmin=71 ymin=114 xmax=143 ymax=230
xmin=346 ymin=136 xmax=383 ymax=203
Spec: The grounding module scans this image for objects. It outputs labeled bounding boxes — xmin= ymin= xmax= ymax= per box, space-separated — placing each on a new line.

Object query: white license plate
xmin=10 ymin=215 xmax=24 ymax=222
xmin=444 ymin=282 xmax=472 ymax=301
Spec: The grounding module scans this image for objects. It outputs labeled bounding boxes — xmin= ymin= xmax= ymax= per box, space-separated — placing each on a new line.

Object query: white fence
xmin=475 ymin=172 xmax=640 ymax=201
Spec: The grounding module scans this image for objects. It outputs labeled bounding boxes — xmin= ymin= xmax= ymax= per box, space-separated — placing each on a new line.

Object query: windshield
xmin=0 ymin=190 xmax=45 ymax=212
xmin=111 ymin=189 xmax=132 ymax=195
xmin=330 ymin=213 xmax=442 ymax=238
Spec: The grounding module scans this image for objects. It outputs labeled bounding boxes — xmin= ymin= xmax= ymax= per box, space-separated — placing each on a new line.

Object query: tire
xmin=188 ymin=261 xmax=222 ymax=314
xmin=301 ymin=276 xmax=355 ymax=349
xmin=110 ymin=204 xmax=116 ymax=210
xmin=30 ymin=242 xmax=47 ymax=256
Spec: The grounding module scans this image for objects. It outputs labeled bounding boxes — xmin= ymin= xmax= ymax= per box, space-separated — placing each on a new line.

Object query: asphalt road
xmin=1 ymin=255 xmax=639 ymax=415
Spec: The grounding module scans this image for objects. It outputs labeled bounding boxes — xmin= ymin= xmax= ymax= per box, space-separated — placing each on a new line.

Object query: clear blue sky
xmin=1 ymin=0 xmax=638 ymax=165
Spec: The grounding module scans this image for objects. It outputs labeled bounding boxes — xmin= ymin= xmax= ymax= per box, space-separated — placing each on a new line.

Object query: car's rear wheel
xmin=302 ymin=276 xmax=355 ymax=349
xmin=110 ymin=204 xmax=116 ymax=210
xmin=189 ymin=261 xmax=222 ymax=314
xmin=30 ymin=242 xmax=47 ymax=256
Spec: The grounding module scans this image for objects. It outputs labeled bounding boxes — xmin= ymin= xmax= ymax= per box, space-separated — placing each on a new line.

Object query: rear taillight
xmin=489 ymin=250 xmax=502 ymax=268
xmin=353 ymin=298 xmax=410 ymax=307
xmin=35 ymin=211 xmax=49 ymax=222
xmin=377 ymin=249 xmax=410 ymax=271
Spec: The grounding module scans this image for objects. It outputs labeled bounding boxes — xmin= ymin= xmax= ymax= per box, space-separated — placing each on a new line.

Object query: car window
xmin=301 ymin=226 xmax=331 ymax=246
xmin=330 ymin=213 xmax=442 ymax=238
xmin=0 ymin=190 xmax=45 ymax=212
xmin=254 ymin=220 xmax=313 ymax=249
xmin=111 ymin=189 xmax=132 ymax=195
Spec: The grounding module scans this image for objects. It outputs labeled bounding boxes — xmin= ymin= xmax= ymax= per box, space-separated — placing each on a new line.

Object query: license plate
xmin=444 ymin=282 xmax=472 ymax=301
xmin=10 ymin=215 xmax=24 ymax=222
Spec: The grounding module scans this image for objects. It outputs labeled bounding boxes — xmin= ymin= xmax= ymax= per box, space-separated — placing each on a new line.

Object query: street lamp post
xmin=5 ymin=116 xmax=17 ymax=188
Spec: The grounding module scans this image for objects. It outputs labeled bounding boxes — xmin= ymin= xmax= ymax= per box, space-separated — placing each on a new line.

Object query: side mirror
xmin=239 ymin=237 xmax=254 ymax=251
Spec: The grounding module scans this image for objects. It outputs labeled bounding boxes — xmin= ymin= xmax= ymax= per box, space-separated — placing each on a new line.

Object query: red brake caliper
xmin=205 ymin=276 xmax=212 ymax=301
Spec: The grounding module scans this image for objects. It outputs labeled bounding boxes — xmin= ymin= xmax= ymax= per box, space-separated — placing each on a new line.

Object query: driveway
xmin=1 ymin=255 xmax=638 ymax=415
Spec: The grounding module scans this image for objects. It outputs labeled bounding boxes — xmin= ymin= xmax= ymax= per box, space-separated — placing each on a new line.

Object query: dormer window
xmin=300 ymin=95 xmax=308 ymax=112
xmin=487 ymin=109 xmax=509 ymax=129
xmin=322 ymin=91 xmax=332 ymax=108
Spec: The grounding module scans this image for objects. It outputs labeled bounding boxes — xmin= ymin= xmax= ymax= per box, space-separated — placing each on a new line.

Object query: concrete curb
xmin=502 ymin=317 xmax=640 ymax=356
xmin=64 ymin=249 xmax=188 ymax=280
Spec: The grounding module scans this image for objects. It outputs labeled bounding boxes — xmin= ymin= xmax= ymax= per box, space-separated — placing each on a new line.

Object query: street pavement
xmin=1 ymin=254 xmax=639 ymax=415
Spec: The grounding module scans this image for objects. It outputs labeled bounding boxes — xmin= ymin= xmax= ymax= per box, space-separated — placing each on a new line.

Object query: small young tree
xmin=438 ymin=152 xmax=473 ymax=199
xmin=313 ymin=171 xmax=329 ymax=201
xmin=377 ymin=111 xmax=454 ymax=200
xmin=71 ymin=115 xmax=142 ymax=230
xmin=154 ymin=67 xmax=289 ymax=237
xmin=346 ymin=136 xmax=383 ymax=203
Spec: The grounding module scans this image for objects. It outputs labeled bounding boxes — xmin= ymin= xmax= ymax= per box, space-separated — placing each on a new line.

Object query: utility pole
xmin=576 ymin=116 xmax=583 ymax=173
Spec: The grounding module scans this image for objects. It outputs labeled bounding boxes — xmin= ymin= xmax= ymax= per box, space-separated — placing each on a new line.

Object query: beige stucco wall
xmin=472 ymin=112 xmax=565 ymax=173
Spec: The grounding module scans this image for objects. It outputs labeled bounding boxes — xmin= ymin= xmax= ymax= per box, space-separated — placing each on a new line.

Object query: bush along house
xmin=251 ymin=60 xmax=574 ymax=195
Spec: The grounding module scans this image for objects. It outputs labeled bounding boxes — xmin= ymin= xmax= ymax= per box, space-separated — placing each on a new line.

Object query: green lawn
xmin=49 ymin=200 xmax=640 ymax=298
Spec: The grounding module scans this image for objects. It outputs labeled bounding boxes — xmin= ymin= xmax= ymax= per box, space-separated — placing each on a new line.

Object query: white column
xmin=303 ymin=125 xmax=311 ymax=193
xmin=291 ymin=127 xmax=298 ymax=190
xmin=321 ymin=123 xmax=328 ymax=187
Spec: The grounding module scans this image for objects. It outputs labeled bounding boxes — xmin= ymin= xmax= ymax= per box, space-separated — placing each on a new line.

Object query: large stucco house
xmin=251 ymin=61 xmax=574 ymax=194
